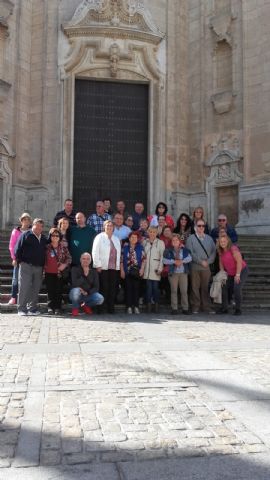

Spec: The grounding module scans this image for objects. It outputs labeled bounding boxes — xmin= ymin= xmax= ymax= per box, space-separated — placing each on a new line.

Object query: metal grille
xmin=73 ymin=79 xmax=149 ymax=214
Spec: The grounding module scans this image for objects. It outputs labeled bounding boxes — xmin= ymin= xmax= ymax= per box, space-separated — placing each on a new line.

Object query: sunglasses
xmin=51 ymin=234 xmax=60 ymax=237
xmin=197 ymin=224 xmax=205 ymax=227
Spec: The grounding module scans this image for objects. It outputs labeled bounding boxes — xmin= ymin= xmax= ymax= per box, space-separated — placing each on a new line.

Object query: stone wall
xmin=1 ymin=0 xmax=270 ymax=232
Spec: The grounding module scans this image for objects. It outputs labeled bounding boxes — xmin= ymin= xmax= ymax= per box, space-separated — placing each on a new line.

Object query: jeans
xmin=11 ymin=265 xmax=19 ymax=299
xmin=222 ymin=266 xmax=249 ymax=310
xmin=69 ymin=288 xmax=104 ymax=309
xmin=146 ymin=280 xmax=160 ymax=303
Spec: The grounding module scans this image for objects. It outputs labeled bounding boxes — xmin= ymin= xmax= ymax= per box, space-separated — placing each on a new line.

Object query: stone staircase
xmin=0 ymin=230 xmax=270 ymax=312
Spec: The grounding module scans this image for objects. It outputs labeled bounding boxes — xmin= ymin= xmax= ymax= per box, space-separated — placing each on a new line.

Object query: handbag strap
xmin=194 ymin=235 xmax=209 ymax=258
xmin=52 ymin=246 xmax=60 ymax=263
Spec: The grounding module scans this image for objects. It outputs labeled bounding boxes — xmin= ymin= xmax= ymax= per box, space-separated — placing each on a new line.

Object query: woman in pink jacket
xmin=8 ymin=212 xmax=32 ymax=305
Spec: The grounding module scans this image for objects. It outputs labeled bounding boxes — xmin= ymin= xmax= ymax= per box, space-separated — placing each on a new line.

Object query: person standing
xmin=15 ymin=218 xmax=47 ymax=316
xmin=53 ymin=199 xmax=77 ymax=227
xmin=92 ymin=220 xmax=121 ymax=314
xmin=132 ymin=202 xmax=146 ymax=230
xmin=69 ymin=212 xmax=96 ymax=265
xmin=217 ymin=234 xmax=248 ymax=315
xmin=120 ymin=231 xmax=145 ymax=314
xmin=163 ymin=234 xmax=192 ymax=315
xmin=186 ymin=221 xmax=216 ymax=314
xmin=113 ymin=213 xmax=131 ymax=242
xmin=143 ymin=227 xmax=165 ymax=313
xmin=87 ymin=201 xmax=111 ymax=233
xmin=44 ymin=227 xmax=71 ymax=314
xmin=8 ymin=212 xmax=32 ymax=305
xmin=211 ymin=214 xmax=238 ymax=244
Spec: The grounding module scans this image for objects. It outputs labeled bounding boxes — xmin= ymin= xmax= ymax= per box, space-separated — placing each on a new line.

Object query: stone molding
xmin=0 ymin=136 xmax=14 ymax=228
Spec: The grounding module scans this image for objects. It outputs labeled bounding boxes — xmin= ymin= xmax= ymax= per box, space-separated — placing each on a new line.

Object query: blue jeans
xmin=146 ymin=280 xmax=160 ymax=303
xmin=69 ymin=288 xmax=104 ymax=308
xmin=11 ymin=265 xmax=19 ymax=299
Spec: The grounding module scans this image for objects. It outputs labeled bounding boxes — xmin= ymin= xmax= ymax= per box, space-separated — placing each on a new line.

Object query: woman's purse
xmin=128 ymin=265 xmax=140 ymax=279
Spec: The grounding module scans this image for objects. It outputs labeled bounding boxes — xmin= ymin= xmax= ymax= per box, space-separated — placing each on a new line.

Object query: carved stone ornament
xmin=211 ymin=90 xmax=234 ymax=114
xmin=63 ymin=0 xmax=164 ymax=44
xmin=0 ymin=79 xmax=11 ymax=103
xmin=0 ymin=136 xmax=15 ymax=158
xmin=209 ymin=12 xmax=233 ymax=46
xmin=205 ymin=148 xmax=243 ymax=186
xmin=0 ymin=0 xmax=14 ymax=37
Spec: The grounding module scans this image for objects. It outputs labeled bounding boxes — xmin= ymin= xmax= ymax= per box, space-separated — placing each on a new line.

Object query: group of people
xmin=8 ymin=198 xmax=248 ymax=317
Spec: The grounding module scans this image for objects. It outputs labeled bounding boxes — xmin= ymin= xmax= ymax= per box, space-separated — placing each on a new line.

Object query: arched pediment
xmin=62 ymin=0 xmax=164 ymax=45
xmin=205 ymin=149 xmax=239 ymax=167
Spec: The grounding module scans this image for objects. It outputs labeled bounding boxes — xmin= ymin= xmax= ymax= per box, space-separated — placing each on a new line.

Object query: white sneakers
xmin=127 ymin=307 xmax=140 ymax=314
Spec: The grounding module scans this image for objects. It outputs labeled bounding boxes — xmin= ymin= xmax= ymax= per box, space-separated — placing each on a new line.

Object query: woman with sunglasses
xmin=44 ymin=227 xmax=71 ymax=314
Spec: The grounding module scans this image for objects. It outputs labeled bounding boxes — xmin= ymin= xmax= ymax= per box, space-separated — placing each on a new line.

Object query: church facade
xmin=0 ymin=0 xmax=270 ymax=232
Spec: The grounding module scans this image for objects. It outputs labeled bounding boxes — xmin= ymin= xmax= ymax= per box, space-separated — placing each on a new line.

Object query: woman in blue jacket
xmin=120 ymin=231 xmax=145 ymax=314
xmin=163 ymin=234 xmax=192 ymax=315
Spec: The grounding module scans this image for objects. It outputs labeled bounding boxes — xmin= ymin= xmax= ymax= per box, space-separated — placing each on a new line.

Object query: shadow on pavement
xmin=0 ymin=420 xmax=270 ymax=479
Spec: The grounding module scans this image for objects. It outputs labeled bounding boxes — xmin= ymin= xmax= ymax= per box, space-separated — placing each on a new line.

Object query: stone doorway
xmin=216 ymin=185 xmax=239 ymax=226
xmin=73 ymin=79 xmax=149 ymax=215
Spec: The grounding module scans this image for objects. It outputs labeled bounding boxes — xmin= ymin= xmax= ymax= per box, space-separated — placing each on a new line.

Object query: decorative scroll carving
xmin=63 ymin=0 xmax=164 ymax=44
xmin=109 ymin=42 xmax=120 ymax=76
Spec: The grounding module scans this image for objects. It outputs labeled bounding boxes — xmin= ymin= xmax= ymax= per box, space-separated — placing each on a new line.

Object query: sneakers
xmin=48 ymin=308 xmax=54 ymax=315
xmin=82 ymin=305 xmax=93 ymax=315
xmin=8 ymin=297 xmax=16 ymax=305
xmin=134 ymin=307 xmax=140 ymax=315
xmin=192 ymin=310 xmax=199 ymax=314
xmin=18 ymin=310 xmax=27 ymax=316
xmin=72 ymin=308 xmax=79 ymax=317
xmin=28 ymin=310 xmax=41 ymax=316
xmin=55 ymin=309 xmax=62 ymax=315
xmin=127 ymin=307 xmax=132 ymax=314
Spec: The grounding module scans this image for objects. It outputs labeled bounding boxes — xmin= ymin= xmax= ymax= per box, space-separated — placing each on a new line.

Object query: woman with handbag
xmin=120 ymin=231 xmax=145 ymax=314
xmin=44 ymin=227 xmax=71 ymax=314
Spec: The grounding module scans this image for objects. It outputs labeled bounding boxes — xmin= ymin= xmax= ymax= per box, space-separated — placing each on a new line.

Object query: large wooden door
xmin=73 ymin=79 xmax=149 ymax=214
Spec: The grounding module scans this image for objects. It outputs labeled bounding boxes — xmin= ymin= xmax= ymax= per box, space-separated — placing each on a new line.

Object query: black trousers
xmin=45 ymin=273 xmax=63 ymax=310
xmin=99 ymin=269 xmax=119 ymax=313
xmin=125 ymin=275 xmax=140 ymax=308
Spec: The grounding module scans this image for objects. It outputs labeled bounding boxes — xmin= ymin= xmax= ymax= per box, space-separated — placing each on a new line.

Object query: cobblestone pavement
xmin=0 ymin=311 xmax=270 ymax=479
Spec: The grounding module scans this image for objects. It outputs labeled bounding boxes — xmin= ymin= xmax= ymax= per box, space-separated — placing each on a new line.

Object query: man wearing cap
xmin=15 ymin=218 xmax=47 ymax=316
xmin=210 ymin=214 xmax=238 ymax=244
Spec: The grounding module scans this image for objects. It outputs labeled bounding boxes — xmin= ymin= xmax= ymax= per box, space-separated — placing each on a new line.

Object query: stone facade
xmin=0 ymin=0 xmax=270 ymax=232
